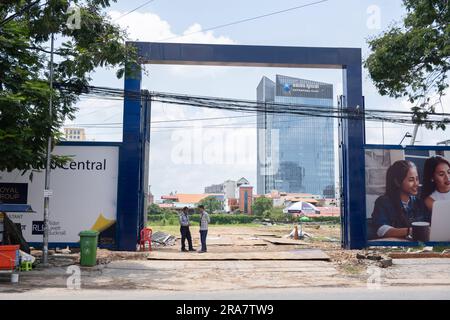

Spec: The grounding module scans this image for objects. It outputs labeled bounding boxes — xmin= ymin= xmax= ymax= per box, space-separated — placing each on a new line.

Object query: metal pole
xmin=410 ymin=123 xmax=420 ymax=145
xmin=42 ymin=32 xmax=54 ymax=266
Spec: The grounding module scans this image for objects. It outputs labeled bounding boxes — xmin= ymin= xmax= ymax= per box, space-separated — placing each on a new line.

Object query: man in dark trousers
xmin=179 ymin=207 xmax=195 ymax=252
xmin=198 ymin=205 xmax=210 ymax=253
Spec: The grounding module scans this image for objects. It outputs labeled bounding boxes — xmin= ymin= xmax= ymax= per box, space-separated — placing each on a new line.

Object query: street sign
xmin=44 ymin=189 xmax=53 ymax=198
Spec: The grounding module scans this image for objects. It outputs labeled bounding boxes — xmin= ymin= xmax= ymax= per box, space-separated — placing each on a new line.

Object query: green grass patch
xmin=148 ymin=213 xmax=257 ymax=225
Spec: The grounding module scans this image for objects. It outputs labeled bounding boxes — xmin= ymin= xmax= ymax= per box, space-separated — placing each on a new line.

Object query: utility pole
xmin=43 ymin=32 xmax=54 ymax=266
xmin=410 ymin=123 xmax=420 ymax=145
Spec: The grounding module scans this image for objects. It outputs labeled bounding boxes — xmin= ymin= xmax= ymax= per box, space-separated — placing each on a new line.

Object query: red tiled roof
xmin=160 ymin=193 xmax=223 ymax=204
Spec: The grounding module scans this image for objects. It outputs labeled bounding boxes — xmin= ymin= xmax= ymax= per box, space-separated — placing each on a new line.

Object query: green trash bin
xmin=79 ymin=230 xmax=99 ymax=266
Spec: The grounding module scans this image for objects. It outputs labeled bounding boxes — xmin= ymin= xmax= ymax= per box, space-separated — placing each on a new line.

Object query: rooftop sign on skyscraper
xmin=276 ymin=75 xmax=333 ymax=100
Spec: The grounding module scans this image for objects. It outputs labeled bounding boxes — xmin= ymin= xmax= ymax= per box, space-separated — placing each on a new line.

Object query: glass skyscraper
xmin=257 ymin=75 xmax=335 ymax=197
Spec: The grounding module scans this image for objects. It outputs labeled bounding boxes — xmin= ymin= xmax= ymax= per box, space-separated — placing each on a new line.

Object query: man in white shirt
xmin=198 ymin=205 xmax=210 ymax=253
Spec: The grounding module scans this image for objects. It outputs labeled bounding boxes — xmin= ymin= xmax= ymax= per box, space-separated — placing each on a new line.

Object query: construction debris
xmin=55 ymin=246 xmax=72 ymax=254
xmin=379 ymin=258 xmax=393 ymax=268
xmin=151 ymin=231 xmax=176 ymax=246
xmin=323 ymin=237 xmax=339 ymax=242
xmin=354 ymin=251 xmax=394 ymax=268
xmin=406 ymin=247 xmax=434 ymax=253
xmin=288 ymin=225 xmax=304 ymax=239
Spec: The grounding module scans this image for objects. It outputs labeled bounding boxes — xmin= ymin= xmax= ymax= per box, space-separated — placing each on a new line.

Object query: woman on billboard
xmin=421 ymin=156 xmax=450 ymax=211
xmin=371 ymin=160 xmax=430 ymax=239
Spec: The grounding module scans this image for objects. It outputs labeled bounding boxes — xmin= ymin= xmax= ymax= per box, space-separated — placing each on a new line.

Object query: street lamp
xmin=399 ymin=132 xmax=413 ymax=145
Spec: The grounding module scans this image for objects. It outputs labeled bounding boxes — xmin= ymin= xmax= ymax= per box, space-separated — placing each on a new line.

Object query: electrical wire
xmin=56 ymin=83 xmax=450 ymax=127
xmin=112 ymin=0 xmax=156 ymax=22
xmin=158 ymin=0 xmax=330 ymax=42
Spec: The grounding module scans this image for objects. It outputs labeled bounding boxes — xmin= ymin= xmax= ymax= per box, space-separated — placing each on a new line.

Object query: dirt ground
xmin=2 ymin=223 xmax=450 ymax=293
xmin=29 ymin=222 xmax=427 ymax=273
xmin=150 ymin=223 xmax=373 ymax=271
xmin=34 ymin=223 xmax=388 ymax=275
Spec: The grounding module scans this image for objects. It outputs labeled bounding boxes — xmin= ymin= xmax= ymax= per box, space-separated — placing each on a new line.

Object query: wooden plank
xmin=208 ymin=241 xmax=268 ymax=246
xmin=147 ymin=249 xmax=329 ymax=261
xmin=207 ymin=242 xmax=234 ymax=246
xmin=252 ymin=233 xmax=281 ymax=238
xmin=389 ymin=253 xmax=450 ymax=259
xmin=260 ymin=238 xmax=309 ymax=245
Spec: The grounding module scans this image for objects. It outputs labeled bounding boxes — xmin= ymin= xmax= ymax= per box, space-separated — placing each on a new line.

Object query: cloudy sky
xmin=64 ymin=0 xmax=450 ymax=199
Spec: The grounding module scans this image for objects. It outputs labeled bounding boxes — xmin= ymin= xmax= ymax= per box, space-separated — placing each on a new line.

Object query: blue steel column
xmin=117 ymin=61 xmax=142 ymax=251
xmin=342 ymin=53 xmax=366 ymax=249
xmin=139 ymin=92 xmax=151 ymax=233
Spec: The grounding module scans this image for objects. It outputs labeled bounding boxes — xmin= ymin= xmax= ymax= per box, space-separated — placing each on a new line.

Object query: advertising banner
xmin=365 ymin=147 xmax=450 ymax=244
xmin=0 ymin=144 xmax=119 ymax=246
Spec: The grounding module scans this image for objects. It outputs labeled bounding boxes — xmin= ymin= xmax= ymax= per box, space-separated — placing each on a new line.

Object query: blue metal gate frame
xmin=117 ymin=42 xmax=365 ymax=250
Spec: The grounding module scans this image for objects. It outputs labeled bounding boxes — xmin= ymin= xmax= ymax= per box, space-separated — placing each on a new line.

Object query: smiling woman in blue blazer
xmin=371 ymin=160 xmax=430 ymax=239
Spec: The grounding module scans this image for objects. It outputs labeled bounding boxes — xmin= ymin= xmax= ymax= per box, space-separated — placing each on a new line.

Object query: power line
xmin=158 ymin=0 xmax=330 ymax=42
xmin=66 ymin=117 xmax=422 ymax=131
xmin=75 ymin=84 xmax=446 ymax=116
xmin=67 ymin=114 xmax=256 ymax=126
xmin=56 ymin=83 xmax=450 ymax=126
xmin=112 ymin=0 xmax=156 ymax=22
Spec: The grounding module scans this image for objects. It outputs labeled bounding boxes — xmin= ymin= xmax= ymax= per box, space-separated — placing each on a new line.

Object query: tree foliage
xmin=147 ymin=203 xmax=163 ymax=215
xmin=251 ymin=196 xmax=273 ymax=217
xmin=365 ymin=0 xmax=450 ymax=129
xmin=0 ymin=0 xmax=136 ymax=172
xmin=198 ymin=196 xmax=223 ymax=214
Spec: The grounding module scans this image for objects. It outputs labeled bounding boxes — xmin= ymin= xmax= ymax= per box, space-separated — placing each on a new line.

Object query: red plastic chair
xmin=139 ymin=227 xmax=152 ymax=251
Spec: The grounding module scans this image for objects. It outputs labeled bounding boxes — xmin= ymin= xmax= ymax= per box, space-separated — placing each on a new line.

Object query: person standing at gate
xmin=198 ymin=205 xmax=210 ymax=253
xmin=179 ymin=207 xmax=195 ymax=252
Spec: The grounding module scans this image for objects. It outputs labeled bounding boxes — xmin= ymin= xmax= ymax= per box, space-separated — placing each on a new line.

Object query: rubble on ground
xmin=151 ymin=231 xmax=176 ymax=247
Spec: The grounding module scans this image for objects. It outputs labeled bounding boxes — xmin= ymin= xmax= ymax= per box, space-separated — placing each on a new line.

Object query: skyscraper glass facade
xmin=257 ymin=75 xmax=335 ymax=197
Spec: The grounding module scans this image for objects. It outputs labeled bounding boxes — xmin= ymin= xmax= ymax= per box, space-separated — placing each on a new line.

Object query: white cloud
xmin=179 ymin=23 xmax=236 ymax=45
xmin=108 ymin=11 xmax=236 ymax=45
xmin=108 ymin=11 xmax=175 ymax=42
xmin=108 ymin=10 xmax=236 ymax=78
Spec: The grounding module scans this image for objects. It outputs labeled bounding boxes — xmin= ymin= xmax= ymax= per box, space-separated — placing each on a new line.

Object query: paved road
xmin=1 ymin=258 xmax=449 ymax=300
xmin=1 ymin=286 xmax=450 ymax=300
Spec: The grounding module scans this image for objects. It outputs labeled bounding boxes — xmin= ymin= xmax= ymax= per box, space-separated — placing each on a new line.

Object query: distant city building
xmin=236 ymin=177 xmax=250 ymax=187
xmin=239 ymin=185 xmax=253 ymax=215
xmin=255 ymin=190 xmax=339 ymax=216
xmin=257 ymin=75 xmax=335 ymax=197
xmin=159 ymin=193 xmax=224 ymax=212
xmin=64 ymin=128 xmax=86 ymax=141
xmin=204 ymin=184 xmax=224 ymax=194
xmin=204 ymin=177 xmax=249 ymax=201
xmin=223 ymin=180 xmax=236 ymax=199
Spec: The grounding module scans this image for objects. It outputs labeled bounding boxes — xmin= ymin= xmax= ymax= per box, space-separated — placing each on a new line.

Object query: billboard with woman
xmin=365 ymin=147 xmax=450 ymax=244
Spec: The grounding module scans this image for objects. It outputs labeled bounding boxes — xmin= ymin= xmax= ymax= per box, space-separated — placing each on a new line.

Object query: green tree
xmin=365 ymin=0 xmax=450 ymax=129
xmin=198 ymin=196 xmax=223 ymax=214
xmin=252 ymin=196 xmax=273 ymax=217
xmin=0 ymin=0 xmax=136 ymax=172
xmin=147 ymin=203 xmax=163 ymax=215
